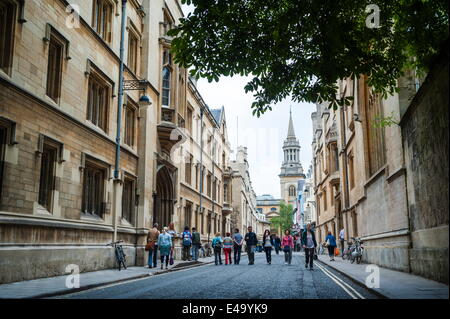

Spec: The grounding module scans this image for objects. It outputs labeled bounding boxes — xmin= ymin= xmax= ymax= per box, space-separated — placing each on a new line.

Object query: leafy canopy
xmin=168 ymin=0 xmax=449 ymax=116
xmin=270 ymin=201 xmax=294 ymax=234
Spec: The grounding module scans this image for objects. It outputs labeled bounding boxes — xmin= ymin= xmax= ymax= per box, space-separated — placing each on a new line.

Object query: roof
xmin=287 ymin=108 xmax=296 ymax=138
xmin=210 ymin=106 xmax=225 ymax=126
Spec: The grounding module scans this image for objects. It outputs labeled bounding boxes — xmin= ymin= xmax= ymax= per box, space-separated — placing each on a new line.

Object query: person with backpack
xmin=157 ymin=226 xmax=172 ymax=270
xmin=181 ymin=226 xmax=192 ymax=261
xmin=325 ymin=231 xmax=337 ymax=261
xmin=223 ymin=232 xmax=233 ymax=265
xmin=191 ymin=227 xmax=201 ymax=261
xmin=244 ymin=226 xmax=258 ymax=265
xmin=301 ymin=223 xmax=317 ymax=270
xmin=232 ymin=228 xmax=244 ymax=264
xmin=262 ymin=230 xmax=274 ymax=264
xmin=212 ymin=232 xmax=223 ymax=265
xmin=281 ymin=229 xmax=294 ymax=265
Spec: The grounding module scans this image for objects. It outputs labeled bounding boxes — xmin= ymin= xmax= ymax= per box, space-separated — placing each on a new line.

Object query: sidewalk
xmin=0 ymin=255 xmax=217 ymax=299
xmin=316 ymin=254 xmax=449 ymax=299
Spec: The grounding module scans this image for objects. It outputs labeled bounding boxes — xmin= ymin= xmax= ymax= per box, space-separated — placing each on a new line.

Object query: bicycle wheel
xmin=122 ymin=255 xmax=127 ymax=269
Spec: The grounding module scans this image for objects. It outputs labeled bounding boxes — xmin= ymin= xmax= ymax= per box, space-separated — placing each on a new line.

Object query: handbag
xmin=169 ymin=250 xmax=174 ymax=265
xmin=283 ymin=245 xmax=290 ymax=252
xmin=145 ymin=242 xmax=153 ymax=251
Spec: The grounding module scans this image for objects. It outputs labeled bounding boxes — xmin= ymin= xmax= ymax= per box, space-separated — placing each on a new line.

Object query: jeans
xmin=275 ymin=245 xmax=280 ymax=255
xmin=224 ymin=248 xmax=232 ymax=264
xmin=147 ymin=246 xmax=158 ymax=267
xmin=305 ymin=247 xmax=315 ymax=268
xmin=160 ymin=254 xmax=169 ymax=267
xmin=247 ymin=245 xmax=255 ymax=264
xmin=182 ymin=245 xmax=191 ymax=261
xmin=340 ymin=240 xmax=345 ymax=256
xmin=284 ymin=247 xmax=292 ymax=264
xmin=264 ymin=246 xmax=272 ymax=263
xmin=192 ymin=244 xmax=200 ymax=261
xmin=214 ymin=247 xmax=222 ymax=265
xmin=233 ymin=245 xmax=242 ymax=264
xmin=328 ymin=245 xmax=336 ymax=258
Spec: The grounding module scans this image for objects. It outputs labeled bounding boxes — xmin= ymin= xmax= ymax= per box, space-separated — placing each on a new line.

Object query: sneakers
xmin=285 ymin=262 xmax=288 ymax=265
xmin=305 ymin=264 xmax=308 ymax=268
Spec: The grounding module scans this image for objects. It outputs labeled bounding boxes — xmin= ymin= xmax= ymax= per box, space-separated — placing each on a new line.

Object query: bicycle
xmin=107 ymin=240 xmax=127 ymax=271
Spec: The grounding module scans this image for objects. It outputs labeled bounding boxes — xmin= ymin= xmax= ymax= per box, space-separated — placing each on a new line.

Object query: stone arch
xmin=153 ymin=165 xmax=174 ymax=228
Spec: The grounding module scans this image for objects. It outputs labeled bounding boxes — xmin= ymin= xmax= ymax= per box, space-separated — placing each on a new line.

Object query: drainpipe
xmin=113 ymin=0 xmax=127 ymax=242
xmin=199 ymin=107 xmax=204 ymax=241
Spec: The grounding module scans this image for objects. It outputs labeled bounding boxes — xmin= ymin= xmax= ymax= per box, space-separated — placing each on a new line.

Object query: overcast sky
xmin=181 ymin=5 xmax=315 ymax=199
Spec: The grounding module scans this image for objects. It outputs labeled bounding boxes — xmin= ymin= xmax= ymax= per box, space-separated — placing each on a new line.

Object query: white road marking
xmin=315 ymin=262 xmax=366 ymax=299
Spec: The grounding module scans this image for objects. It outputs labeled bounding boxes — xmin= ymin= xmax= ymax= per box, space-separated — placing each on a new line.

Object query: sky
xmin=181 ymin=4 xmax=316 ymax=199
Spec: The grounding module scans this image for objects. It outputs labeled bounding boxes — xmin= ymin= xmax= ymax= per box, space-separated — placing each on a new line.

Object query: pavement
xmin=0 ymin=254 xmax=220 ymax=299
xmin=51 ymin=252 xmax=380 ymax=299
xmin=316 ymin=254 xmax=449 ymax=299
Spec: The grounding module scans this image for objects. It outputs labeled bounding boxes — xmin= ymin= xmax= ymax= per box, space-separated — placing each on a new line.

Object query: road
xmin=55 ymin=252 xmax=380 ymax=299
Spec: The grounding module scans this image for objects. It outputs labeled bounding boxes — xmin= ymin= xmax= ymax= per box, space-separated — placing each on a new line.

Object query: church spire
xmin=287 ymin=106 xmax=296 ymax=138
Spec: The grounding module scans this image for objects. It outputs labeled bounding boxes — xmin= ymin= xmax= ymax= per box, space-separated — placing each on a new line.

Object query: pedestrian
xmin=244 ymin=226 xmax=258 ymax=265
xmin=167 ymin=222 xmax=178 ymax=264
xmin=232 ymin=228 xmax=243 ymax=264
xmin=191 ymin=227 xmax=201 ymax=261
xmin=157 ymin=226 xmax=172 ymax=269
xmin=325 ymin=231 xmax=337 ymax=261
xmin=339 ymin=228 xmax=345 ymax=257
xmin=146 ymin=223 xmax=160 ymax=268
xmin=262 ymin=230 xmax=274 ymax=264
xmin=223 ymin=232 xmax=233 ymax=265
xmin=212 ymin=232 xmax=223 ymax=265
xmin=181 ymin=226 xmax=192 ymax=261
xmin=296 ymin=235 xmax=302 ymax=252
xmin=281 ymin=229 xmax=294 ymax=265
xmin=274 ymin=235 xmax=281 ymax=255
xmin=302 ymin=223 xmax=317 ymax=270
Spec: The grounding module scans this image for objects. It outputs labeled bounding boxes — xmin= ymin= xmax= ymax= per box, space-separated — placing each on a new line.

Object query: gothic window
xmin=92 ymin=0 xmax=113 ymax=43
xmin=82 ymin=158 xmax=107 ymax=217
xmin=122 ymin=176 xmax=135 ymax=224
xmin=162 ymin=66 xmax=171 ymax=107
xmin=38 ymin=142 xmax=58 ymax=212
xmin=289 ymin=185 xmax=296 ymax=197
xmin=362 ymin=76 xmax=386 ymax=176
xmin=124 ymin=101 xmax=136 ymax=147
xmin=87 ymin=73 xmax=109 ymax=131
xmin=46 ymin=32 xmax=65 ymax=103
xmin=127 ymin=26 xmax=139 ymax=75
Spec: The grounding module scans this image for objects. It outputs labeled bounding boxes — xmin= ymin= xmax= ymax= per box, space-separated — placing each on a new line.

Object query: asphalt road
xmin=55 ymin=252 xmax=380 ymax=299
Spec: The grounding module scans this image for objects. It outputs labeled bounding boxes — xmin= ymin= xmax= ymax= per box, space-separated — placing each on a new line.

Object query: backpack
xmin=182 ymin=232 xmax=192 ymax=246
xmin=213 ymin=238 xmax=222 ymax=249
xmin=192 ymin=232 xmax=201 ymax=245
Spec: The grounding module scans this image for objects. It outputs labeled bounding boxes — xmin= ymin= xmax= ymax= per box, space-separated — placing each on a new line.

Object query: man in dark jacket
xmin=301 ymin=223 xmax=317 ymax=270
xmin=191 ymin=227 xmax=201 ymax=261
xmin=244 ymin=226 xmax=258 ymax=265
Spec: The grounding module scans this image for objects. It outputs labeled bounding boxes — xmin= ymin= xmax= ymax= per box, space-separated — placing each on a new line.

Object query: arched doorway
xmin=154 ymin=166 xmax=174 ymax=228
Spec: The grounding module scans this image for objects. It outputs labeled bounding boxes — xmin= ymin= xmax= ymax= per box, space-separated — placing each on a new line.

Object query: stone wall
xmin=401 ymin=41 xmax=449 ymax=283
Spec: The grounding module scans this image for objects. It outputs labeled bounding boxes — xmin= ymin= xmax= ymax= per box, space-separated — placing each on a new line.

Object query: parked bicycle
xmin=342 ymin=240 xmax=353 ymax=260
xmin=348 ymin=237 xmax=364 ymax=264
xmin=203 ymin=242 xmax=212 ymax=257
xmin=317 ymin=242 xmax=327 ymax=255
xmin=107 ymin=240 xmax=127 ymax=271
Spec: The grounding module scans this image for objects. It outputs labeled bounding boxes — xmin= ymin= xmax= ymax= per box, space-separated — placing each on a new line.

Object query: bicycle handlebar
xmin=106 ymin=240 xmax=124 ymax=246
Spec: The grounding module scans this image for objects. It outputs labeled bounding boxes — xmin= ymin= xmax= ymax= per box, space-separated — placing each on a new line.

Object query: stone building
xmin=311 ymin=40 xmax=448 ymax=283
xmin=0 ymin=0 xmax=232 ymax=283
xmin=279 ymin=110 xmax=306 ymax=207
xmin=230 ymin=146 xmax=268 ymax=239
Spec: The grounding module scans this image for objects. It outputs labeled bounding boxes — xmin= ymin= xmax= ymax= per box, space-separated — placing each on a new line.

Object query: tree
xmin=270 ymin=201 xmax=294 ymax=235
xmin=169 ymin=0 xmax=449 ymax=116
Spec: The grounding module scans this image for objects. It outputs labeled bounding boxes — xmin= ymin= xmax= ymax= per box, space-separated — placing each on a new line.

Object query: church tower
xmin=279 ymin=109 xmax=306 ymax=206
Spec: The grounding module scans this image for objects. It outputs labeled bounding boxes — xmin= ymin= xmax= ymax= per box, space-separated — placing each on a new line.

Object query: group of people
xmin=146 ymin=221 xmax=343 ymax=270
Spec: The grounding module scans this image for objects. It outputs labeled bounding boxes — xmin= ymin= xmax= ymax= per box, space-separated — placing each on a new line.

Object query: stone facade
xmin=0 ymin=0 xmax=234 ymax=284
xmin=311 ymin=41 xmax=449 ymax=283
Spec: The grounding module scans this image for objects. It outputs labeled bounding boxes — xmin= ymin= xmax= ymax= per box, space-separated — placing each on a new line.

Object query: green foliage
xmin=169 ymin=0 xmax=449 ymax=116
xmin=269 ymin=201 xmax=294 ymax=234
xmin=372 ymin=111 xmax=400 ymax=128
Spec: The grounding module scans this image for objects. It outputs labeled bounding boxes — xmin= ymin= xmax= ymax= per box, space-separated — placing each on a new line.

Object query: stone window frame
xmin=91 ymin=0 xmax=115 ymax=44
xmin=80 ymin=153 xmax=111 ymax=219
xmin=35 ymin=134 xmax=65 ymax=215
xmin=126 ymin=18 xmax=142 ymax=76
xmin=43 ymin=24 xmax=70 ymax=105
xmin=0 ymin=117 xmax=18 ymax=203
xmin=123 ymin=94 xmax=138 ymax=148
xmin=121 ymin=171 xmax=137 ymax=226
xmin=0 ymin=0 xmax=20 ymax=76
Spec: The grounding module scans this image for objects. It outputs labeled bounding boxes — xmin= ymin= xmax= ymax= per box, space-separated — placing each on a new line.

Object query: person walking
xmin=191 ymin=227 xmax=201 ymax=261
xmin=146 ymin=223 xmax=160 ymax=268
xmin=262 ymin=230 xmax=274 ymax=264
xmin=244 ymin=226 xmax=258 ymax=265
xmin=212 ymin=232 xmax=223 ymax=265
xmin=232 ymin=228 xmax=243 ymax=264
xmin=339 ymin=228 xmax=345 ymax=257
xmin=325 ymin=231 xmax=337 ymax=261
xmin=157 ymin=226 xmax=172 ymax=269
xmin=167 ymin=222 xmax=178 ymax=264
xmin=281 ymin=229 xmax=294 ymax=265
xmin=302 ymin=223 xmax=317 ymax=270
xmin=274 ymin=235 xmax=281 ymax=255
xmin=181 ymin=226 xmax=192 ymax=261
xmin=223 ymin=232 xmax=233 ymax=265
